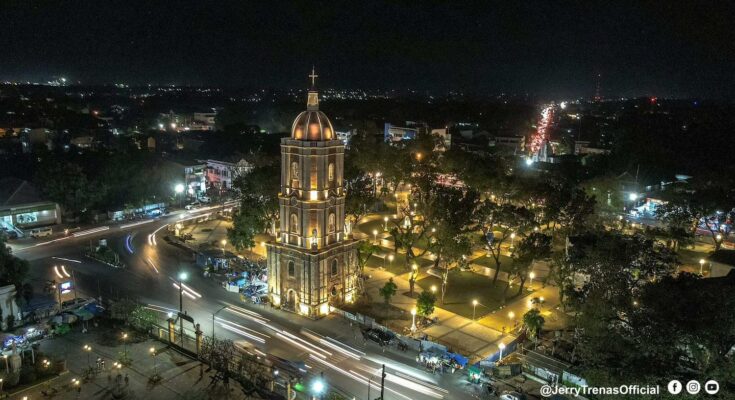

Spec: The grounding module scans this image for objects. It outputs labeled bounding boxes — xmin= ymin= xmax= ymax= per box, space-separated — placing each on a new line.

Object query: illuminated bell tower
xmin=266 ymin=68 xmax=358 ymax=319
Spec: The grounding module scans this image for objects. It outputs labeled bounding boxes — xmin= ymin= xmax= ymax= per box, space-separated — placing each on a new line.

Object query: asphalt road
xmin=12 ymin=209 xmax=482 ymax=400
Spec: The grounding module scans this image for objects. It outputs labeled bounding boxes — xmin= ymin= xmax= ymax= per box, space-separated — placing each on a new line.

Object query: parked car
xmin=29 ymin=227 xmax=53 ymax=238
xmin=363 ymin=328 xmax=395 ymax=346
xmin=500 ymin=391 xmax=527 ymax=400
xmin=61 ymin=297 xmax=92 ymax=309
xmin=199 ymin=196 xmax=211 ymax=204
xmin=1 ymin=229 xmax=18 ymax=239
xmin=185 ymin=202 xmax=202 ymax=210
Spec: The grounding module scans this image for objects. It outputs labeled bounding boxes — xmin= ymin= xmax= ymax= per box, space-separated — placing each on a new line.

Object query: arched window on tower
xmin=328 ymin=163 xmax=335 ymax=182
xmin=328 ymin=213 xmax=336 ymax=233
xmin=330 ymin=259 xmax=338 ymax=276
xmin=288 ymin=261 xmax=295 ymax=277
xmin=290 ymin=214 xmax=299 ymax=233
xmin=291 ymin=161 xmax=299 ymax=182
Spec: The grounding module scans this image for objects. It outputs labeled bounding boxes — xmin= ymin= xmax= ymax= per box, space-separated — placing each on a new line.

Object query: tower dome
xmin=290 ymin=67 xmax=334 ymax=141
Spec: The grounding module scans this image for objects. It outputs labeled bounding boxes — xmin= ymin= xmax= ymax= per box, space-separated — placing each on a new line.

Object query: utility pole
xmin=380 ymin=364 xmax=386 ymax=400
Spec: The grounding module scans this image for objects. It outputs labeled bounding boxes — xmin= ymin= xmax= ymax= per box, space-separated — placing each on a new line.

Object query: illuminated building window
xmin=328 ymin=213 xmax=335 ymax=233
xmin=290 ymin=214 xmax=298 ymax=233
xmin=328 ymin=163 xmax=335 ymax=181
xmin=291 ymin=161 xmax=299 ymax=181
xmin=310 ymin=190 xmax=318 ymax=201
xmin=331 ymin=259 xmax=338 ymax=276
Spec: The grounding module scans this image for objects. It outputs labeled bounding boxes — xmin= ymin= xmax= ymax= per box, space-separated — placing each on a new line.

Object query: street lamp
xmin=510 ymin=232 xmax=516 ymax=250
xmin=472 ymin=299 xmax=478 ymax=321
xmin=121 ymin=333 xmax=128 ymax=359
xmin=221 ymin=239 xmax=227 ymax=255
xmin=150 ymin=347 xmax=158 ymax=378
xmin=529 ymin=271 xmax=536 ymax=290
xmin=178 ymin=271 xmax=188 ymax=313
xmin=383 ymin=216 xmax=389 ymax=231
xmin=311 ymin=378 xmax=325 ymax=400
xmin=175 ymin=184 xmax=185 ymax=208
xmin=372 ymin=229 xmax=379 ymax=244
xmin=699 ymin=258 xmax=706 ymax=275
xmin=178 ymin=271 xmax=188 ymax=345
xmin=498 ymin=342 xmax=506 ymax=361
xmin=430 ymin=285 xmax=437 ymax=294
xmin=508 ymin=311 xmax=515 ymax=320
xmin=410 ymin=307 xmax=417 ymax=332
xmin=83 ymin=344 xmax=92 ymax=369
xmin=212 ymin=305 xmax=227 ymax=342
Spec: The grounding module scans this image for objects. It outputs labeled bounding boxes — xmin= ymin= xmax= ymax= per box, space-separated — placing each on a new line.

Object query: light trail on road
xmin=119 ymin=220 xmax=154 ymax=229
xmin=52 ymin=256 xmax=81 ymax=263
xmin=145 ymin=257 xmax=160 ymax=274
xmin=60 ymin=265 xmax=71 ymax=278
xmin=172 ymin=283 xmax=197 ymax=300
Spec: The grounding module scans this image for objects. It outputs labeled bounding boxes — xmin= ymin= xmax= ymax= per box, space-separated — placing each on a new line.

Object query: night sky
xmin=2 ymin=1 xmax=733 ymax=98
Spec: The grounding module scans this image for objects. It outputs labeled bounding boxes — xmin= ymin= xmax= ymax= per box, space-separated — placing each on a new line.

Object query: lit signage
xmin=60 ymin=281 xmax=72 ymax=294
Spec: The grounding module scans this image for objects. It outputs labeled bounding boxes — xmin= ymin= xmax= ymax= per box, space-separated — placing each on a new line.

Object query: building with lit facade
xmin=266 ymin=71 xmax=359 ymax=319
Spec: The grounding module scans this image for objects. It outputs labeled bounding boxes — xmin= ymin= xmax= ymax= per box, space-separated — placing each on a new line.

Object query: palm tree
xmin=522 ymin=309 xmax=545 ymax=349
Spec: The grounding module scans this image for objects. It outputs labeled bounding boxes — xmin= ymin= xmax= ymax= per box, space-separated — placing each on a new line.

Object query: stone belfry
xmin=266 ymin=68 xmax=359 ymax=319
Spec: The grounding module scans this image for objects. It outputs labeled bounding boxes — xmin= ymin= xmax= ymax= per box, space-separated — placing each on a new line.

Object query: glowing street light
xmin=372 ymin=229 xmax=379 ymax=244
xmin=510 ymin=232 xmax=516 ymax=250
xmin=430 ymin=285 xmax=437 ymax=294
xmin=629 ymin=193 xmax=638 ymax=201
xmin=175 ymin=184 xmax=184 ymax=194
xmin=508 ymin=311 xmax=515 ymax=320
xmin=83 ymin=344 xmax=92 ymax=369
xmin=311 ymin=378 xmax=325 ymax=398
xmin=529 ymin=271 xmax=536 ymax=289
xmin=699 ymin=258 xmax=706 ymax=275
xmin=472 ymin=299 xmax=478 ymax=321
xmin=498 ymin=342 xmax=506 ymax=361
xmin=383 ymin=216 xmax=389 ymax=231
xmin=221 ymin=239 xmax=227 ymax=255
xmin=410 ymin=307 xmax=417 ymax=332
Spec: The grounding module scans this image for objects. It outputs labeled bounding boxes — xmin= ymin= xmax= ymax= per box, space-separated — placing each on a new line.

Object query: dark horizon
xmin=2 ymin=1 xmax=734 ymax=99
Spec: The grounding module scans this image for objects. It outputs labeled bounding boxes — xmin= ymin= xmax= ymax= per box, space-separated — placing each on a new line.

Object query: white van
xmin=29 ymin=227 xmax=53 ymax=238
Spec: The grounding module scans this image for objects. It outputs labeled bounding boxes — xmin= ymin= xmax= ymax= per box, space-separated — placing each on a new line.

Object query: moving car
xmin=185 ymin=202 xmax=202 ymax=210
xmin=29 ymin=227 xmax=53 ymax=238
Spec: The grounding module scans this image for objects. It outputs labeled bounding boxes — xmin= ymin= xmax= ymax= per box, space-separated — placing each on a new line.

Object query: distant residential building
xmin=0 ymin=178 xmax=61 ymax=235
xmin=431 ymin=128 xmax=452 ymax=150
xmin=163 ymin=160 xmax=207 ymax=199
xmin=204 ymin=158 xmax=253 ymax=189
xmin=193 ymin=111 xmax=217 ymax=126
xmin=384 ymin=122 xmax=425 ymax=143
xmin=20 ymin=128 xmax=51 ymax=153
xmin=575 ymin=140 xmax=610 ymax=155
xmin=335 ymin=128 xmax=356 ymax=146
xmin=490 ymin=135 xmax=525 ymax=154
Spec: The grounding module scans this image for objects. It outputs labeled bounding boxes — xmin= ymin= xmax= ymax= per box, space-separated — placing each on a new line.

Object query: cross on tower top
xmin=309 ymin=66 xmax=318 ymax=87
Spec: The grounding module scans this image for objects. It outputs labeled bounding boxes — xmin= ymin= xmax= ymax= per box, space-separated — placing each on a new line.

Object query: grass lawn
xmin=677 ymin=248 xmax=708 ymax=265
xmin=417 ymin=271 xmax=531 ymax=319
xmin=471 ymin=254 xmax=514 ymax=272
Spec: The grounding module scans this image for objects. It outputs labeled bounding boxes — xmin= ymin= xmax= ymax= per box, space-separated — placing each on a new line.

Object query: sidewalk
xmin=14 ymin=330 xmax=245 ymax=400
